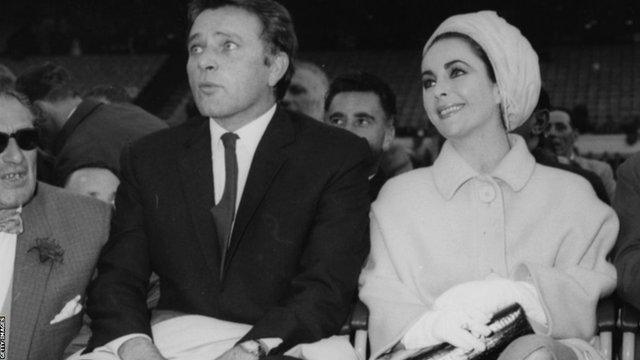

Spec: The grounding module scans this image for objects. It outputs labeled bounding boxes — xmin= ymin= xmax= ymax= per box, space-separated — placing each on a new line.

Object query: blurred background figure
xmin=282 ymin=60 xmax=329 ymax=120
xmin=0 ymin=64 xmax=16 ymax=90
xmin=84 ymin=84 xmax=132 ymax=104
xmin=512 ymin=88 xmax=610 ymax=203
xmin=547 ymin=108 xmax=616 ymax=201
xmin=324 ymin=71 xmax=396 ymax=199
xmin=15 ymin=62 xmax=167 ymax=204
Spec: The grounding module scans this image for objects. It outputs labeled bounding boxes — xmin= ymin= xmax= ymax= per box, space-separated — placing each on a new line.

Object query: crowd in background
xmin=1 ymin=1 xmax=640 ymax=360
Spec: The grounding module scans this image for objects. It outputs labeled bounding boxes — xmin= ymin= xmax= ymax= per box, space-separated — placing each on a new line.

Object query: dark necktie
xmin=0 ymin=208 xmax=23 ymax=235
xmin=211 ymin=132 xmax=239 ymax=272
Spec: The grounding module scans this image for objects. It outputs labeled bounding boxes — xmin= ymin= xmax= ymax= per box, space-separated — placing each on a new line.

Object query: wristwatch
xmin=239 ymin=340 xmax=267 ymax=358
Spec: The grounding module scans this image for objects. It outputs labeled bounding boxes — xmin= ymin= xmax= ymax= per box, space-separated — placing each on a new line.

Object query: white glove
xmin=402 ymin=308 xmax=492 ymax=352
xmin=433 ymin=277 xmax=547 ymax=325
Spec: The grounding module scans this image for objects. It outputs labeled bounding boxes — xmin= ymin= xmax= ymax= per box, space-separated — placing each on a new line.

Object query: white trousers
xmin=69 ymin=314 xmax=358 ymax=360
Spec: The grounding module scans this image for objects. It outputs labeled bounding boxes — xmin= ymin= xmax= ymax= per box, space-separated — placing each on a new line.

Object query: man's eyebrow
xmin=187 ymin=33 xmax=201 ymax=46
xmin=187 ymin=31 xmax=240 ymax=45
xmin=354 ymin=112 xmax=374 ymax=119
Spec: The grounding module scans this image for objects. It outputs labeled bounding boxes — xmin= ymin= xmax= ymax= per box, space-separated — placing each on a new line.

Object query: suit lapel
xmin=177 ymin=118 xmax=221 ymax=277
xmin=10 ymin=186 xmax=53 ymax=358
xmin=52 ymin=100 xmax=102 ymax=156
xmin=222 ymin=107 xmax=294 ymax=277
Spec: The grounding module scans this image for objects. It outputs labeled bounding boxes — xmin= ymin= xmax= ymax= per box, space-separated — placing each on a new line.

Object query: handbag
xmin=405 ymin=303 xmax=533 ymax=360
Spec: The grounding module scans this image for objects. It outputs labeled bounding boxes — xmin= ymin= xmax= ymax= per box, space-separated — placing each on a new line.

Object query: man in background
xmin=324 ymin=72 xmax=396 ymax=200
xmin=282 ymin=60 xmax=329 ymax=121
xmin=16 ymin=63 xmax=167 ymax=204
xmin=547 ymin=108 xmax=616 ymax=201
xmin=512 ymin=88 xmax=610 ymax=203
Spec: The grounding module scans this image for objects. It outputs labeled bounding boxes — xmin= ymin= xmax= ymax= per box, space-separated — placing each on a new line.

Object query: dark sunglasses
xmin=0 ymin=129 xmax=39 ymax=153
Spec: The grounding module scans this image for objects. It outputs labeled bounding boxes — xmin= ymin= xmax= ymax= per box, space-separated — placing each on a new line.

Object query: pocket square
xmin=50 ymin=294 xmax=82 ymax=324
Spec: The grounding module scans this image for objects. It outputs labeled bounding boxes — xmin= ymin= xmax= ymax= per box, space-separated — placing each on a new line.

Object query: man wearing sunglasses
xmin=0 ymin=89 xmax=111 ymax=360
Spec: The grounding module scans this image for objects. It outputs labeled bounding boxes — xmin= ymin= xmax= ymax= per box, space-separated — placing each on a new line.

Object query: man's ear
xmin=531 ymin=111 xmax=549 ymax=136
xmin=382 ymin=122 xmax=396 ymax=152
xmin=267 ymin=52 xmax=289 ymax=88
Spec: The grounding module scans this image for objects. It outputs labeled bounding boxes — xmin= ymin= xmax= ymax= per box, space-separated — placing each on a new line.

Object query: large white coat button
xmin=479 ymin=185 xmax=496 ymax=203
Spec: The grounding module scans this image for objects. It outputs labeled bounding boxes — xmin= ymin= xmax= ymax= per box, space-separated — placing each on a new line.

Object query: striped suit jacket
xmin=8 ymin=182 xmax=110 ymax=360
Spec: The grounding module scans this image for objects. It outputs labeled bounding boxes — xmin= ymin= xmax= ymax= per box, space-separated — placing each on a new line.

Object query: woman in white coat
xmin=358 ymin=11 xmax=618 ymax=360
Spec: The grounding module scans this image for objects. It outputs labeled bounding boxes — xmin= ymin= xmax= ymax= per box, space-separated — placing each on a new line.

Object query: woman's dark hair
xmin=427 ymin=32 xmax=496 ymax=83
xmin=187 ymin=0 xmax=298 ymax=100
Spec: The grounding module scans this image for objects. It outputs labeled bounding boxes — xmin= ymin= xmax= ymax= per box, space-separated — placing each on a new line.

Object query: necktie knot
xmin=0 ymin=208 xmax=23 ymax=235
xmin=221 ymin=132 xmax=239 ymax=149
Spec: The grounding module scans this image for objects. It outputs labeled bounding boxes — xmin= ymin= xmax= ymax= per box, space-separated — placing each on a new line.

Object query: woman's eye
xmin=422 ymin=79 xmax=435 ymax=90
xmin=450 ymin=68 xmax=465 ymax=77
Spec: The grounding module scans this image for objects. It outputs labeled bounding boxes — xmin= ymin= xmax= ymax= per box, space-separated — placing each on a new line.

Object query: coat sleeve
xmin=614 ymin=156 xmax=640 ymax=310
xmin=239 ymin=139 xmax=372 ymax=352
xmin=513 ymin=186 xmax=618 ymax=340
xmin=85 ymin=144 xmax=152 ymax=351
xmin=358 ymin=211 xmax=429 ymax=358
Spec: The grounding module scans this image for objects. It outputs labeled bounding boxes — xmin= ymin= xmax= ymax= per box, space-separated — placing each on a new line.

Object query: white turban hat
xmin=423 ymin=11 xmax=541 ymax=131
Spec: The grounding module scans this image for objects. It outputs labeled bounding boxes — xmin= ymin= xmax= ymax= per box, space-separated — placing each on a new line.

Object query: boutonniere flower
xmin=28 ymin=237 xmax=64 ymax=265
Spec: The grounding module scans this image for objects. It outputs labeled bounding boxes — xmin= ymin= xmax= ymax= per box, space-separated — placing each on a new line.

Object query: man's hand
xmin=118 ymin=337 xmax=167 ymax=360
xmin=214 ymin=345 xmax=258 ymax=360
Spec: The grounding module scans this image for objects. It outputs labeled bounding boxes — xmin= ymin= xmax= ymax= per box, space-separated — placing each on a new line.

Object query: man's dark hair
xmin=187 ymin=0 xmax=298 ymax=100
xmin=15 ymin=62 xmax=77 ymax=103
xmin=324 ymin=71 xmax=397 ymax=125
xmin=85 ymin=84 xmax=132 ymax=104
xmin=536 ymin=87 xmax=551 ymax=111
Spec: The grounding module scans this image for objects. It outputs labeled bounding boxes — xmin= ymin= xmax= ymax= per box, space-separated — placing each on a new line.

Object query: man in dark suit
xmin=82 ymin=1 xmax=371 ymax=360
xmin=323 ymin=72 xmax=397 ymax=200
xmin=0 ymin=89 xmax=111 ymax=360
xmin=15 ymin=63 xmax=167 ymax=204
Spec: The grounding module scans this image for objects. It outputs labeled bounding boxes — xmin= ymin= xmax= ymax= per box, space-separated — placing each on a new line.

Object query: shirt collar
xmin=432 ymin=134 xmax=536 ymax=200
xmin=66 ymin=105 xmax=79 ymax=121
xmin=209 ymin=104 xmax=276 ymax=149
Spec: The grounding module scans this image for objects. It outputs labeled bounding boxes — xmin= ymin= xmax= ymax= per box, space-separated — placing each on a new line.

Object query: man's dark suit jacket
xmin=614 ymin=152 xmax=640 ymax=310
xmin=532 ymin=147 xmax=610 ymax=204
xmin=50 ymin=99 xmax=167 ymax=186
xmin=86 ymin=107 xmax=372 ymax=353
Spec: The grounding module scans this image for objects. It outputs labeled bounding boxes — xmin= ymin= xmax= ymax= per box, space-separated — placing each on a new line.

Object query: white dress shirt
xmin=0 ymin=232 xmax=17 ymax=313
xmin=209 ymin=105 xmax=275 ymax=209
xmin=103 ymin=105 xmax=278 ymax=356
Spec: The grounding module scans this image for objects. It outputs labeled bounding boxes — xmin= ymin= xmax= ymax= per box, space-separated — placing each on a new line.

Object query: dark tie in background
xmin=211 ymin=132 xmax=239 ymax=276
